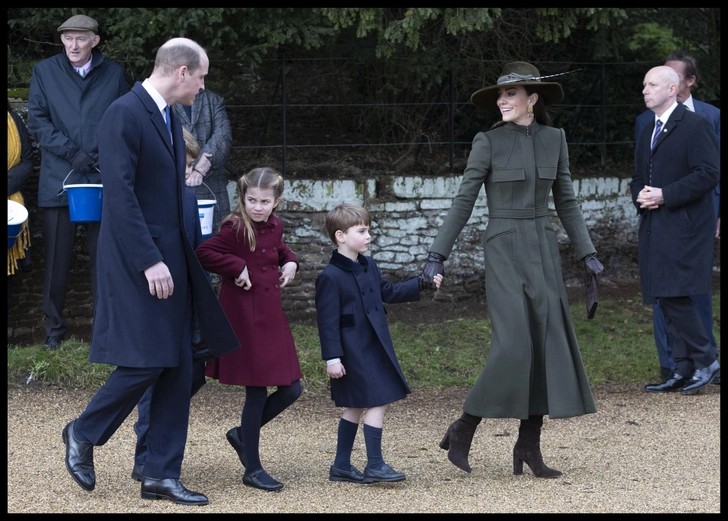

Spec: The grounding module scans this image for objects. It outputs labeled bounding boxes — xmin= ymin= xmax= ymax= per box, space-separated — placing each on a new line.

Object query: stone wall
xmin=9 ymin=172 xmax=665 ymax=340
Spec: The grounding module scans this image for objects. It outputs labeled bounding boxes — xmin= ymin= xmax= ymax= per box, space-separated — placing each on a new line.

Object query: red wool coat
xmin=195 ymin=215 xmax=302 ymax=387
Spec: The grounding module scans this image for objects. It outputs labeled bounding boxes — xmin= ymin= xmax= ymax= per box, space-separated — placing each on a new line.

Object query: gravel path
xmin=7 ymin=382 xmax=720 ymax=513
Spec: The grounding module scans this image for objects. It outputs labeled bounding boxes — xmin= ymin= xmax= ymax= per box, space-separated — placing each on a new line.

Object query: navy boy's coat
xmin=315 ymin=250 xmax=421 ymax=408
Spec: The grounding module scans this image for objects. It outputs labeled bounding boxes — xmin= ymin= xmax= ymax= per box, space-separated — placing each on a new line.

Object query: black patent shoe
xmin=644 ymin=373 xmax=689 ymax=393
xmin=329 ymin=464 xmax=373 ymax=483
xmin=659 ymin=366 xmax=675 ymax=382
xmin=226 ymin=427 xmax=246 ymax=468
xmin=141 ymin=477 xmax=209 ymax=505
xmin=243 ymin=470 xmax=284 ymax=491
xmin=62 ymin=420 xmax=96 ymax=492
xmin=681 ymin=360 xmax=721 ymax=394
xmin=363 ymin=463 xmax=406 ymax=482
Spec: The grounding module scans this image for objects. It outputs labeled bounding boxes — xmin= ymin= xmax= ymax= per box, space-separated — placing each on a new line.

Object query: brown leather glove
xmin=583 ymin=253 xmax=604 ymax=320
xmin=419 ymin=252 xmax=445 ymax=290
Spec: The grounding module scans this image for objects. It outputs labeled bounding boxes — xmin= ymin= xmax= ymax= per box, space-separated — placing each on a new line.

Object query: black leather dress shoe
xmin=644 ymin=374 xmax=689 ymax=393
xmin=226 ymin=427 xmax=246 ymax=468
xmin=243 ymin=470 xmax=284 ymax=491
xmin=140 ymin=477 xmax=209 ymax=505
xmin=363 ymin=463 xmax=406 ymax=482
xmin=62 ymin=420 xmax=96 ymax=492
xmin=681 ymin=360 xmax=721 ymax=394
xmin=660 ymin=366 xmax=675 ymax=382
xmin=131 ymin=463 xmax=144 ymax=481
xmin=329 ymin=464 xmax=373 ymax=483
xmin=44 ymin=335 xmax=64 ymax=351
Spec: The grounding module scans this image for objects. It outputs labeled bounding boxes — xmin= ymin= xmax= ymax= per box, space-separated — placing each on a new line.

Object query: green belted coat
xmin=430 ymin=121 xmax=597 ymax=420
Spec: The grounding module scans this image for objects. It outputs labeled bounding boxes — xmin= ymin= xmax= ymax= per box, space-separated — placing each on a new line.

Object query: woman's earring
xmin=527 ymin=105 xmax=534 ymax=116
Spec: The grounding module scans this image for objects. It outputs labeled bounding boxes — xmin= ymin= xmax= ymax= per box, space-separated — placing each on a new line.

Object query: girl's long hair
xmin=223 ymin=167 xmax=284 ymax=251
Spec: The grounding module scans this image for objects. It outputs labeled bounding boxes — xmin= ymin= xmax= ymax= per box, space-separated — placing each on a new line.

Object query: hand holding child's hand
xmin=279 ymin=261 xmax=297 ymax=288
xmin=235 ymin=266 xmax=252 ymax=290
xmin=433 ymin=273 xmax=443 ymax=289
xmin=327 ymin=362 xmax=346 ymax=379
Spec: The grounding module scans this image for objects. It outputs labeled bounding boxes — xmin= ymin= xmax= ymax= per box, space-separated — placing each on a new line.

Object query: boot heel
xmin=513 ymin=453 xmax=524 ymax=475
xmin=439 ymin=431 xmax=450 ymax=451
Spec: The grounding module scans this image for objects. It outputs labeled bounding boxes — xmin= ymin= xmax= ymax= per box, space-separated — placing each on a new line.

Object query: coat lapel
xmin=132 ymin=82 xmax=175 ymax=158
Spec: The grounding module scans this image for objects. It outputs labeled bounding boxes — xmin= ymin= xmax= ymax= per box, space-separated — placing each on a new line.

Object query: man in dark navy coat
xmin=61 ymin=37 xmax=238 ymax=505
xmin=634 ymin=50 xmax=721 ymax=384
xmin=631 ymin=66 xmax=719 ymax=395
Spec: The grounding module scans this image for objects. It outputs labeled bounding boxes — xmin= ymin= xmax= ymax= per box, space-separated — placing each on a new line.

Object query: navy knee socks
xmin=333 ymin=418 xmax=359 ymax=469
xmin=363 ymin=423 xmax=385 ymax=470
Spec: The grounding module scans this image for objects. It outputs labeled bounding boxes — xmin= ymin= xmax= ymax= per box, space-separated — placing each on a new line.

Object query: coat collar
xmin=328 ymin=249 xmax=367 ymax=272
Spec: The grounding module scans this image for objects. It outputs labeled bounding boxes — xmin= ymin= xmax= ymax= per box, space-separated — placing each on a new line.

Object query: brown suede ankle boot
xmin=439 ymin=412 xmax=481 ymax=473
xmin=512 ymin=415 xmax=562 ymax=478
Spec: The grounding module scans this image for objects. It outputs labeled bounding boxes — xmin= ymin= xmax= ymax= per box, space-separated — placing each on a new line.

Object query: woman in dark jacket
xmin=420 ymin=62 xmax=604 ymax=478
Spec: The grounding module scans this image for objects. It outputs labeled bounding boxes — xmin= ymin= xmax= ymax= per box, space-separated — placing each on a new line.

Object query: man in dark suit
xmin=632 ymin=65 xmax=720 ymax=395
xmin=61 ymin=37 xmax=238 ymax=505
xmin=634 ymin=51 xmax=720 ymax=384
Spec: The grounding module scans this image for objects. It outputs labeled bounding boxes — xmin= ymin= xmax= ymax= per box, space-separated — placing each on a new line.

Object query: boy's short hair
xmin=325 ymin=203 xmax=371 ymax=245
xmin=183 ymin=127 xmax=200 ymax=159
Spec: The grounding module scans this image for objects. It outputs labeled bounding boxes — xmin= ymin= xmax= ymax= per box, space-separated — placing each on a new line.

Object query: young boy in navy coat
xmin=315 ymin=203 xmax=442 ymax=483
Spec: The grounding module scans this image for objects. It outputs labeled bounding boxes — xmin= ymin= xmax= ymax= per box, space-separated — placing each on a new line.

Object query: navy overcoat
xmin=630 ymin=103 xmax=719 ymax=304
xmin=315 ymin=250 xmax=421 ymax=408
xmin=91 ymin=82 xmax=238 ymax=367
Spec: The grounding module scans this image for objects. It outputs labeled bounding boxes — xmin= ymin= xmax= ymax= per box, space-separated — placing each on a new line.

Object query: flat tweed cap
xmin=57 ymin=14 xmax=99 ymax=33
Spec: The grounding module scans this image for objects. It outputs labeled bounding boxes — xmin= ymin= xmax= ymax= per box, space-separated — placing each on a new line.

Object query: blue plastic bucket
xmin=8 ymin=199 xmax=29 ymax=249
xmin=65 ymin=184 xmax=103 ymax=222
xmin=197 ymin=182 xmax=217 ymax=238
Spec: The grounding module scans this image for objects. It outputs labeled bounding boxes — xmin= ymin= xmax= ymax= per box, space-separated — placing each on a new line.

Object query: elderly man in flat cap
xmin=27 ymin=14 xmax=128 ymax=351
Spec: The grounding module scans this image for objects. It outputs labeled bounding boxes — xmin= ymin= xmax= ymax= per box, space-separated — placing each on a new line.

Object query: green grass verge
xmin=7 ymin=294 xmax=720 ymax=392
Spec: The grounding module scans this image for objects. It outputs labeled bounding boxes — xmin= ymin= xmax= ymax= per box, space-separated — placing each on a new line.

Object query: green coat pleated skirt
xmin=430 ymin=121 xmax=597 ymax=420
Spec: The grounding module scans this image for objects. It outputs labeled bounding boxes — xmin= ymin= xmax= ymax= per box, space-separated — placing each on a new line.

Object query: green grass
xmin=7 ymin=294 xmax=720 ymax=392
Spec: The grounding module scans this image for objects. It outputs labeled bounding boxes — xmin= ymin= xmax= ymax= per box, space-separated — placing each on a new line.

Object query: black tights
xmin=240 ymin=380 xmax=302 ymax=473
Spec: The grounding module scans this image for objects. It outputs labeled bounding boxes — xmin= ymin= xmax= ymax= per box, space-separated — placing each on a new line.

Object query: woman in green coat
xmin=420 ymin=62 xmax=604 ymax=478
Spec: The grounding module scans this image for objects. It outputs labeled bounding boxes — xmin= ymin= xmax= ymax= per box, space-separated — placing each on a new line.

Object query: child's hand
xmin=433 ymin=273 xmax=443 ymax=289
xmin=327 ymin=362 xmax=346 ymax=379
xmin=234 ymin=266 xmax=252 ymax=290
xmin=279 ymin=261 xmax=297 ymax=288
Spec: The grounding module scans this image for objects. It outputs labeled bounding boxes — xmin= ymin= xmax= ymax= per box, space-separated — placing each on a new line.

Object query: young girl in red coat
xmin=195 ymin=167 xmax=301 ymax=492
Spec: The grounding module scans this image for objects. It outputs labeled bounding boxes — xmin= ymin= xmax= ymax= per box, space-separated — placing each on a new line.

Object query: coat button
xmin=274 ymin=283 xmax=279 ymax=290
xmin=262 ymin=266 xmax=267 ymax=272
xmin=262 ymin=248 xmax=267 ymax=253
xmin=265 ymin=285 xmax=270 ymax=290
